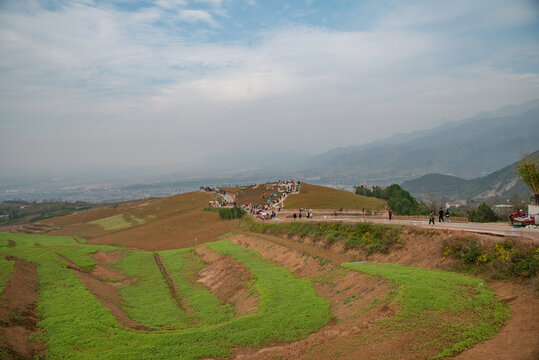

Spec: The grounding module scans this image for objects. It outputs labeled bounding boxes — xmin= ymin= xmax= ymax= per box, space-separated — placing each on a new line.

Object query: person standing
xmin=445 ymin=209 xmax=450 ymax=223
xmin=293 ymin=213 xmax=297 ymax=220
xmin=429 ymin=211 xmax=435 ymax=225
xmin=388 ymin=209 xmax=393 ymax=221
xmin=438 ymin=208 xmax=445 ymax=223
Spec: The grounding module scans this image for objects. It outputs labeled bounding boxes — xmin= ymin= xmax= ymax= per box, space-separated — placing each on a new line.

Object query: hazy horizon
xmin=1 ymin=0 xmax=539 ymax=177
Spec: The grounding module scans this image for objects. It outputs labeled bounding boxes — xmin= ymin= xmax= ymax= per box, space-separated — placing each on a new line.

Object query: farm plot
xmin=0 ymin=232 xmax=511 ymax=360
xmin=0 ymin=233 xmax=330 ymax=360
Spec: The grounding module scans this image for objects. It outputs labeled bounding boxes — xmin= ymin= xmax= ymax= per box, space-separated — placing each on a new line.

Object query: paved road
xmin=268 ymin=211 xmax=539 ymax=241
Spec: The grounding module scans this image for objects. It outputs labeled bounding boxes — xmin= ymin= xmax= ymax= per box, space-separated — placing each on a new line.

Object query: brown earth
xmin=0 ymin=256 xmax=45 ymax=360
xmin=89 ymin=250 xmax=128 ymax=282
xmin=86 ymin=210 xmax=238 ymax=250
xmin=450 ymin=281 xmax=539 ymax=360
xmin=40 ymin=191 xmax=236 ymax=250
xmin=222 ymin=184 xmax=282 ymax=206
xmin=195 ymin=245 xmax=258 ymax=317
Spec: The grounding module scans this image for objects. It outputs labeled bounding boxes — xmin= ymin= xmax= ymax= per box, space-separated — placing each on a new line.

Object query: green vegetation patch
xmin=0 ymin=232 xmax=80 ymax=247
xmin=129 ymin=215 xmax=146 ymax=225
xmin=204 ymin=206 xmax=245 ymax=220
xmin=243 ymin=219 xmax=401 ymax=255
xmin=112 ymin=251 xmax=193 ymax=330
xmin=0 ymin=233 xmax=331 ymax=360
xmin=443 ymin=236 xmax=539 ymax=279
xmin=89 ymin=214 xmax=133 ymax=231
xmin=343 ymin=262 xmax=510 ymax=358
xmin=0 ymin=257 xmax=15 ymax=294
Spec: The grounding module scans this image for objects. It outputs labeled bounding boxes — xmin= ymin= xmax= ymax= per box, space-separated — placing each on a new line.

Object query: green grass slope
xmin=0 ymin=234 xmax=330 ymax=360
xmin=343 ymin=262 xmax=509 ymax=358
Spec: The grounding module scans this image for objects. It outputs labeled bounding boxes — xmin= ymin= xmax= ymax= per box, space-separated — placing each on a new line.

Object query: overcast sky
xmin=1 ymin=0 xmax=538 ymax=174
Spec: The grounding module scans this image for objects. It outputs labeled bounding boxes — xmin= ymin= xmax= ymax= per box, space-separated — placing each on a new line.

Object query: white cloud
xmin=177 ymin=9 xmax=217 ymax=26
xmin=0 ymin=0 xmax=538 ymax=171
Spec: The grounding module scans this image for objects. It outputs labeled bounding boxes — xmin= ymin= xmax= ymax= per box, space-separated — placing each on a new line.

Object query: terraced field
xmin=0 ymin=232 xmax=512 ymax=359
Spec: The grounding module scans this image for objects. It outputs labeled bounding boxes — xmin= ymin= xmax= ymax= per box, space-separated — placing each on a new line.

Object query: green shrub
xmin=217 ymin=206 xmax=245 ymax=220
xmin=468 ymin=203 xmax=499 ymax=222
xmin=242 ymin=218 xmax=401 ymax=255
xmin=443 ymin=236 xmax=539 ymax=279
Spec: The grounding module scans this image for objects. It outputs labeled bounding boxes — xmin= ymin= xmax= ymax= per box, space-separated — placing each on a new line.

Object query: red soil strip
xmin=194 ymin=246 xmax=259 ymax=317
xmin=59 ymin=256 xmax=150 ymax=331
xmin=89 ymin=250 xmax=130 ymax=283
xmin=0 ymin=256 xmax=45 ymax=359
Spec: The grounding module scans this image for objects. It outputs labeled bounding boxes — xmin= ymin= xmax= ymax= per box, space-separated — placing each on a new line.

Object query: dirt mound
xmin=89 ymin=250 xmax=129 ymax=282
xmin=0 ymin=256 xmax=45 ymax=359
xmin=195 ymin=246 xmax=258 ymax=317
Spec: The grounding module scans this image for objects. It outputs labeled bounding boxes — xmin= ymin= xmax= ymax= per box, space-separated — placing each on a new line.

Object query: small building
xmin=445 ymin=202 xmax=465 ymax=208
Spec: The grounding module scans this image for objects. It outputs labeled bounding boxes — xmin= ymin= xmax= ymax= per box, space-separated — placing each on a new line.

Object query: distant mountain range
xmin=400 ymin=150 xmax=538 ymax=202
xmin=300 ymin=99 xmax=539 ymax=185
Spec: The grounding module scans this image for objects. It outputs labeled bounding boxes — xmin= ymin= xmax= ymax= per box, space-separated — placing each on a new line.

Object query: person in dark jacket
xmin=439 ymin=208 xmax=445 ymax=223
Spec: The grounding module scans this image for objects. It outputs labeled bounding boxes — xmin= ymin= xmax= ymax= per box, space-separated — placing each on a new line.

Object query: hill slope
xmin=401 ymin=151 xmax=537 ymax=201
xmin=303 ymin=100 xmax=539 ymax=184
xmin=284 ymin=183 xmax=387 ymax=210
xmin=42 ymin=191 xmax=237 ymax=250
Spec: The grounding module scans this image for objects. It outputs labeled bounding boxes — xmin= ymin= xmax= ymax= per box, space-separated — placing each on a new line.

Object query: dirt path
xmin=154 ymin=253 xmax=193 ymax=314
xmin=0 ymin=256 xmax=45 ymax=359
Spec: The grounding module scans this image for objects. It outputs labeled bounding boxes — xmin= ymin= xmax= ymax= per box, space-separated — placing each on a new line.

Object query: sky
xmin=1 ymin=0 xmax=539 ymax=175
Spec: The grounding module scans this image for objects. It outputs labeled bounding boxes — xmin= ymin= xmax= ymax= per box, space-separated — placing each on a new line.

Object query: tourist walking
xmin=438 ymin=208 xmax=445 ymax=223
xmin=429 ymin=211 xmax=435 ymax=225
xmin=388 ymin=209 xmax=393 ymax=221
xmin=445 ymin=209 xmax=450 ymax=223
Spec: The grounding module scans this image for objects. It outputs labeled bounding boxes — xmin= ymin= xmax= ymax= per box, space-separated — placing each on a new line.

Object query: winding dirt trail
xmin=0 ymin=256 xmax=45 ymax=359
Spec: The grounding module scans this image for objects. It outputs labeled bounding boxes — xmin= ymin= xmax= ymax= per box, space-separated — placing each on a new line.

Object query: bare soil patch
xmin=89 ymin=250 xmax=128 ymax=282
xmin=450 ymin=281 xmax=539 ymax=360
xmin=195 ymin=245 xmax=258 ymax=317
xmin=0 ymin=256 xmax=45 ymax=360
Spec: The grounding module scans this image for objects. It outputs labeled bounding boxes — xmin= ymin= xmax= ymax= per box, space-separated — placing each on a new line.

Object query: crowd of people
xmin=200 ymin=186 xmax=231 ymax=207
xmin=428 ymin=208 xmax=450 ymax=225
